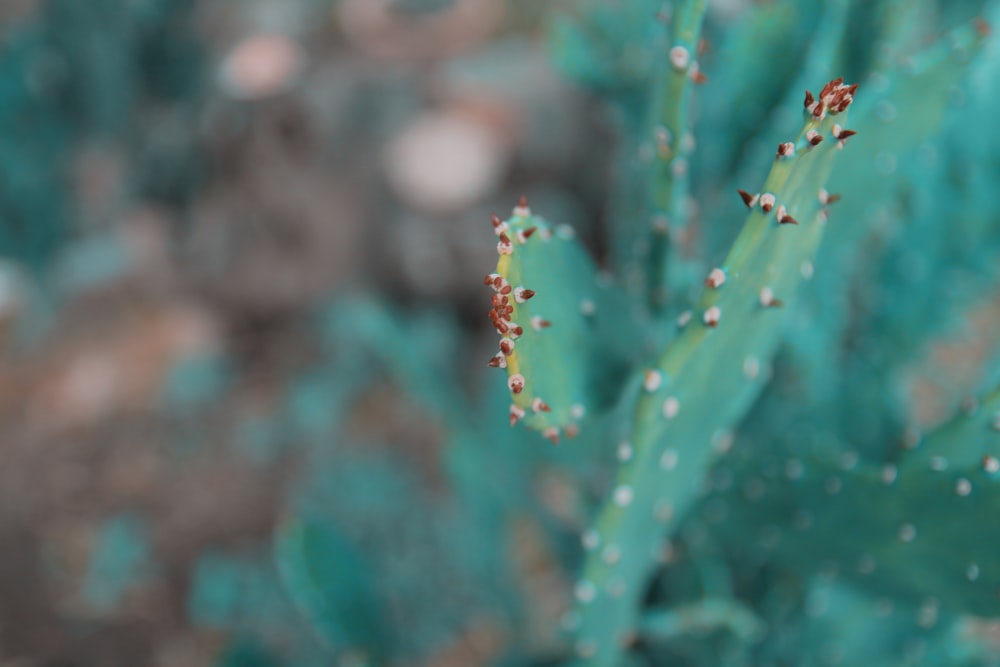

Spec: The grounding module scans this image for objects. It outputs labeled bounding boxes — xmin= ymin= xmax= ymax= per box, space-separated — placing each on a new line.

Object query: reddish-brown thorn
xmin=737 ymin=189 xmax=756 ymax=208
xmin=826 ymin=193 xmax=842 ymax=205
xmin=509 ymin=403 xmax=526 ymax=426
xmin=500 ymin=284 xmax=512 ymax=295
xmin=491 ymin=214 xmax=503 ymax=229
xmin=522 ymin=226 xmax=537 ymax=239
xmin=804 ymin=90 xmax=815 ymax=108
xmin=692 ymin=70 xmax=708 ymax=84
xmin=820 ymin=77 xmax=844 ymax=98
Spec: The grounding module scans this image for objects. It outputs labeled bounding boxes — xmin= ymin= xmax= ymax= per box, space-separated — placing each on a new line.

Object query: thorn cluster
xmin=804 ymin=77 xmax=858 ymax=119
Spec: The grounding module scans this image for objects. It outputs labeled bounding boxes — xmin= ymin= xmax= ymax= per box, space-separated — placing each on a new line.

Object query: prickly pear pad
xmin=484 ymin=198 xmax=632 ymax=442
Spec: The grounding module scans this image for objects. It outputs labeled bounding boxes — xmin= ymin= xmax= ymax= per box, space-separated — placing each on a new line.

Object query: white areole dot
xmin=663 ymin=396 xmax=680 ymax=419
xmin=613 ymin=485 xmax=634 ymax=507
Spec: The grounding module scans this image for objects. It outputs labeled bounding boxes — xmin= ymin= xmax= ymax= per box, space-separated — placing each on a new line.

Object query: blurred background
xmin=0 ymin=0 xmax=608 ymax=665
xmin=4 ymin=1 xmax=1000 ymax=666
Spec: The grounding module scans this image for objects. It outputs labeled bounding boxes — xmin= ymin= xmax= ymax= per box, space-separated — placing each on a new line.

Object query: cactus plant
xmin=159 ymin=1 xmax=1000 ymax=665
xmin=474 ymin=1 xmax=1000 ymax=666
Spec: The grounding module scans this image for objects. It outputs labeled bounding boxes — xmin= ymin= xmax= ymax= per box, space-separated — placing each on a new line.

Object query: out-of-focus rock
xmin=384 ymin=110 xmax=511 ymax=214
xmin=337 ymin=0 xmax=503 ymax=61
xmin=21 ymin=304 xmax=220 ymax=434
xmin=219 ymin=33 xmax=305 ymax=100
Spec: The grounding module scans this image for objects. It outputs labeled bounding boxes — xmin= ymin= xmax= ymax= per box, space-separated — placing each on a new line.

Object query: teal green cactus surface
xmin=467 ymin=2 xmax=1000 ymax=666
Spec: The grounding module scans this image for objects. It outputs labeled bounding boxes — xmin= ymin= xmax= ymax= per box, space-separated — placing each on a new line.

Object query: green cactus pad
xmin=714 ymin=384 xmax=1000 ymax=618
xmin=485 ymin=199 xmax=633 ymax=442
